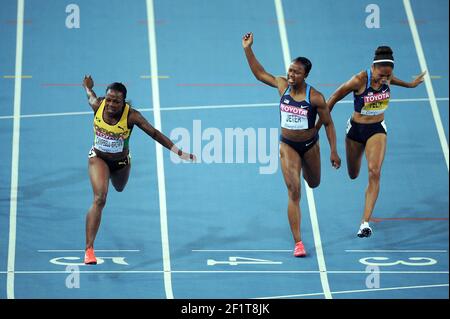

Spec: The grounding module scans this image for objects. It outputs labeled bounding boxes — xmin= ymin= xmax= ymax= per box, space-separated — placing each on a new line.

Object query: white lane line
xmin=2 ymin=270 xmax=448 ymax=274
xmin=256 ymin=283 xmax=449 ymax=299
xmin=256 ymin=291 xmax=324 ymax=298
xmin=0 ymin=97 xmax=448 ymax=120
xmin=346 ymin=250 xmax=448 ymax=253
xmin=0 ymin=110 xmax=93 ymax=119
xmin=194 ymin=249 xmax=449 ymax=253
xmin=146 ymin=0 xmax=173 ymax=299
xmin=37 ymin=249 xmax=141 ymax=252
xmin=274 ymin=0 xmax=332 ymax=299
xmin=274 ymin=0 xmax=291 ymax=71
xmin=7 ymin=0 xmax=25 ymax=300
xmin=403 ymin=0 xmax=449 ymax=171
xmin=142 ymin=102 xmax=276 ymax=112
xmin=192 ymin=249 xmax=292 ymax=252
xmin=326 ymin=271 xmax=449 ymax=274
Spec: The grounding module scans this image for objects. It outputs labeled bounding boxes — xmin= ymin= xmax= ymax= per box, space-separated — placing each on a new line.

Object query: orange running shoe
xmin=293 ymin=241 xmax=306 ymax=257
xmin=84 ymin=247 xmax=97 ymax=265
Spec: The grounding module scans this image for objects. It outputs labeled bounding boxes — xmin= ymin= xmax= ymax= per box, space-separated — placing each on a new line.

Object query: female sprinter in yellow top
xmin=82 ymin=75 xmax=196 ymax=264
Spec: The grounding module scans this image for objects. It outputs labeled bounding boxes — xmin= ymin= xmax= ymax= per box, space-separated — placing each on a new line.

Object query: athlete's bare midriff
xmin=93 ymin=147 xmax=129 ymax=161
xmin=351 ymin=112 xmax=385 ymax=124
xmin=281 ymin=127 xmax=317 ymax=142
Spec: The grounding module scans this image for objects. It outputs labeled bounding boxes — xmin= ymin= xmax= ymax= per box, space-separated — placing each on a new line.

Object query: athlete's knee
xmin=368 ymin=164 xmax=381 ymax=180
xmin=93 ymin=192 xmax=107 ymax=207
xmin=286 ymin=183 xmax=300 ymax=202
xmin=349 ymin=172 xmax=359 ymax=180
xmin=114 ymin=184 xmax=125 ymax=192
xmin=289 ymin=190 xmax=300 ymax=202
xmin=303 ymin=168 xmax=320 ymax=188
xmin=304 ymin=172 xmax=320 ymax=188
xmin=112 ymin=179 xmax=127 ymax=192
xmin=348 ymin=167 xmax=360 ymax=180
xmin=307 ymin=178 xmax=320 ymax=189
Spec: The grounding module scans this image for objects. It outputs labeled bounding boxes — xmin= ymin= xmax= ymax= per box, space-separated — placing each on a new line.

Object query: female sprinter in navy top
xmin=243 ymin=32 xmax=341 ymax=257
xmin=316 ymin=46 xmax=426 ymax=237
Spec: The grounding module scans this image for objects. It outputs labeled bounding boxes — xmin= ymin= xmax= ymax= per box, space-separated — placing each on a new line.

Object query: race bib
xmin=361 ymin=91 xmax=390 ymax=116
xmin=280 ymin=103 xmax=309 ymax=130
xmin=94 ymin=134 xmax=124 ymax=153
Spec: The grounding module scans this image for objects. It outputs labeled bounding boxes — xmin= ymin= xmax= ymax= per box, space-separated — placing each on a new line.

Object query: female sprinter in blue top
xmin=243 ymin=32 xmax=341 ymax=257
xmin=316 ymin=46 xmax=426 ymax=238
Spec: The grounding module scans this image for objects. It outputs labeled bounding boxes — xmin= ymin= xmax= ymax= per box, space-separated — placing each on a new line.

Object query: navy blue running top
xmin=353 ymin=68 xmax=391 ymax=116
xmin=279 ymin=84 xmax=317 ymax=130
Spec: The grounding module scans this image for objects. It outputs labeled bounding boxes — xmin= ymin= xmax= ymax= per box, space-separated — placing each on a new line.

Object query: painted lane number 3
xmin=359 ymin=257 xmax=437 ymax=267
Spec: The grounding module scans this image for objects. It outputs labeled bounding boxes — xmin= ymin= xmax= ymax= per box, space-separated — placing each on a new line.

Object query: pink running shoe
xmin=293 ymin=241 xmax=306 ymax=257
xmin=84 ymin=247 xmax=97 ymax=265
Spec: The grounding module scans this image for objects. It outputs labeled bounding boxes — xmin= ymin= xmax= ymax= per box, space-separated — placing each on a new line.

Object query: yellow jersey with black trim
xmin=93 ymin=100 xmax=132 ymax=153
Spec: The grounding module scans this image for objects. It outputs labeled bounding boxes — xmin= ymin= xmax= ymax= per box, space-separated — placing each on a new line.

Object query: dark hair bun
xmin=374 ymin=46 xmax=394 ymax=59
